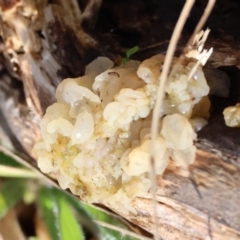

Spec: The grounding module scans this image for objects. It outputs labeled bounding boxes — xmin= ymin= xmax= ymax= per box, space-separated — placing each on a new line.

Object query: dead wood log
xmin=107 ymin=149 xmax=240 ymax=239
xmin=1 ymin=0 xmax=240 ymax=239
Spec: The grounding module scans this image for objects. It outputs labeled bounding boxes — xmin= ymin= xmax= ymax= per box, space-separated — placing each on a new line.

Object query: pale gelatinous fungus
xmin=223 ymin=103 xmax=240 ymax=127
xmin=33 ymin=30 xmax=213 ymax=212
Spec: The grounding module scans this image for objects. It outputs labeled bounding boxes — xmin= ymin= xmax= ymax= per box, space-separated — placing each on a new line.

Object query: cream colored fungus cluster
xmin=223 ymin=104 xmax=240 ymax=127
xmin=33 ymin=33 xmax=212 ymax=210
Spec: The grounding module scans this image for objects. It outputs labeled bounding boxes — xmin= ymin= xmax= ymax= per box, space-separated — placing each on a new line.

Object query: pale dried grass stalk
xmin=149 ymin=0 xmax=215 ymax=239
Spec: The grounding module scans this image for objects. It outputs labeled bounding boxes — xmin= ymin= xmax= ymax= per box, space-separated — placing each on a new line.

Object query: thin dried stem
xmin=187 ymin=46 xmax=213 ymax=80
xmin=187 ymin=59 xmax=202 ymax=80
xmin=59 ymin=0 xmax=82 ymax=23
xmin=187 ymin=0 xmax=216 ymax=47
xmin=81 ymin=0 xmax=103 ymax=28
xmin=0 ymin=145 xmax=60 ymax=189
xmin=170 ymin=0 xmax=215 ymax=77
xmin=150 ymin=1 xmax=195 ymax=239
xmin=0 ymin=165 xmax=39 ymax=178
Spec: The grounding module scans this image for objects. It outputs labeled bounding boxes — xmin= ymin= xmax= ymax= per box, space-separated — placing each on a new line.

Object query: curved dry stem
xmin=149 ymin=1 xmax=195 ymax=239
xmin=81 ymin=0 xmax=103 ymax=28
xmin=170 ymin=0 xmax=215 ymax=77
xmin=187 ymin=0 xmax=216 ymax=47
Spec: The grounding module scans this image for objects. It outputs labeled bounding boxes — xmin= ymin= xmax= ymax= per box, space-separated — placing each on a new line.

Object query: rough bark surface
xmin=0 ymin=0 xmax=240 ymax=239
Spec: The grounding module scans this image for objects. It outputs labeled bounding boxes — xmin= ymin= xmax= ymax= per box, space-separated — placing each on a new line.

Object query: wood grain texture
xmin=107 ymin=149 xmax=240 ymax=239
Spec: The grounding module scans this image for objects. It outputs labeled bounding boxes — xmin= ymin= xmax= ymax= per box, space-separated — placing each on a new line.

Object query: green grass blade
xmin=82 ymin=204 xmax=150 ymax=239
xmin=38 ymin=186 xmax=84 ymax=240
xmin=122 ymin=46 xmax=139 ymax=64
xmin=0 ymin=179 xmax=26 ymax=219
xmin=101 ymin=226 xmax=140 ymax=240
xmin=126 ymin=46 xmax=139 ymax=59
xmin=63 ymin=193 xmax=101 ymax=237
xmin=81 ymin=203 xmax=132 ymax=231
xmin=58 ymin=191 xmax=84 ymax=240
xmin=61 ymin=189 xmax=148 ymax=239
xmin=0 ymin=151 xmax=23 ymax=168
xmin=38 ymin=186 xmax=60 ymax=240
xmin=0 ymin=150 xmax=39 ymax=178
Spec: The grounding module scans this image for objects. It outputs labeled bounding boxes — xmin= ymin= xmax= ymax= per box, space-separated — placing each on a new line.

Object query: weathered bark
xmin=1 ymin=0 xmax=240 ymax=239
xmin=107 ymin=149 xmax=240 ymax=239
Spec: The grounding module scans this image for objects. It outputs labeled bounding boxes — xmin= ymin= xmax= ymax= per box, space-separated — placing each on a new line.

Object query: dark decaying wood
xmin=1 ymin=0 xmax=240 ymax=239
